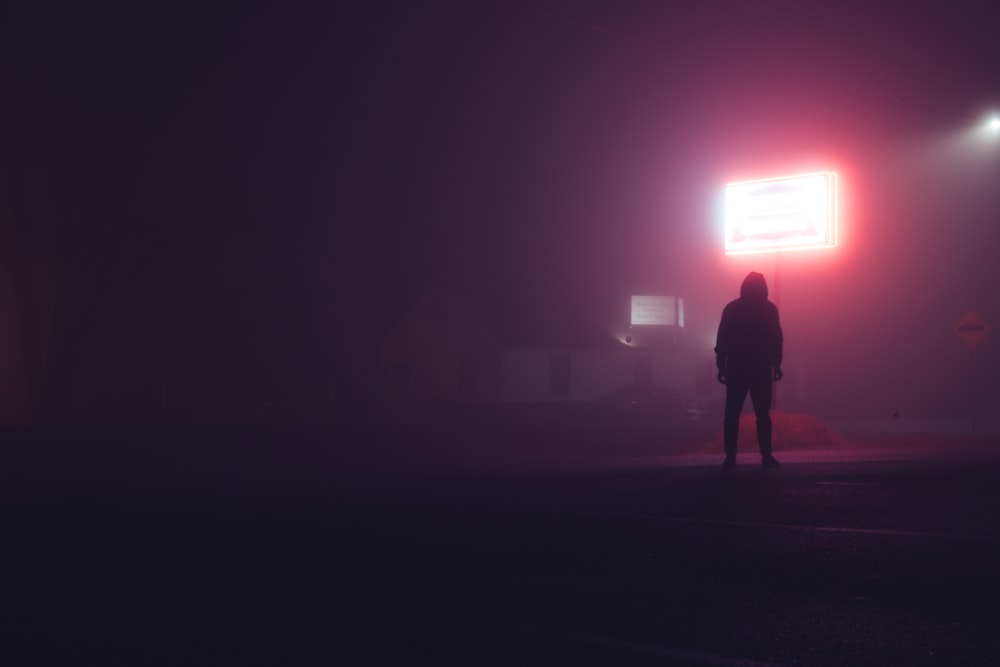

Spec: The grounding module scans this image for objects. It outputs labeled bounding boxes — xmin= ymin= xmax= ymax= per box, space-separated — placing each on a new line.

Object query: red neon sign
xmin=725 ymin=171 xmax=838 ymax=255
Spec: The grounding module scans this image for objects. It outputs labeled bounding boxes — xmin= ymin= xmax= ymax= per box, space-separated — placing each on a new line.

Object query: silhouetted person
xmin=715 ymin=271 xmax=783 ymax=470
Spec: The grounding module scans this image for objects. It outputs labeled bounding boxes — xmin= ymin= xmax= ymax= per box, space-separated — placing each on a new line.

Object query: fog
xmin=3 ymin=2 xmax=998 ymax=425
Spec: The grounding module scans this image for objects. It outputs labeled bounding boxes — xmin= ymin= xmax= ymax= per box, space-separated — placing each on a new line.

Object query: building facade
xmin=381 ymin=285 xmax=711 ymax=404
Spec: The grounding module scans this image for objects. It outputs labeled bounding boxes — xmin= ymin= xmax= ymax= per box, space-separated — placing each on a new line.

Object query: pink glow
xmin=725 ymin=171 xmax=838 ymax=255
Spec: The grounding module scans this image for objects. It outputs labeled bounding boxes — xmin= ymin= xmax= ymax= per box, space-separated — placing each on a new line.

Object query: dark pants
xmin=723 ymin=368 xmax=773 ymax=458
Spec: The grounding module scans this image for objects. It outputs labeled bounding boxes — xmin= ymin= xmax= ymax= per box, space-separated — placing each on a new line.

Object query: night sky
xmin=4 ymin=1 xmax=1000 ymax=422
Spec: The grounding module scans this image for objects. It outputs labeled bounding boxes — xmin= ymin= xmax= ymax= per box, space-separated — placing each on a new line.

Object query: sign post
xmin=954 ymin=310 xmax=989 ymax=432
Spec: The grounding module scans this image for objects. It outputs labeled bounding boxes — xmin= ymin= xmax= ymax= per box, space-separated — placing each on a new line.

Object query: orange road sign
xmin=954 ymin=310 xmax=989 ymax=349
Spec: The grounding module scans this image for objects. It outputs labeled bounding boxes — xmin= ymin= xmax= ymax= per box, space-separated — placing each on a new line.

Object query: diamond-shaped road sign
xmin=954 ymin=310 xmax=989 ymax=349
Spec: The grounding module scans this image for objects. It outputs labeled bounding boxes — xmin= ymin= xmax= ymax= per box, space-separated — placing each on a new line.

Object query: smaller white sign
xmin=631 ymin=296 xmax=678 ymax=326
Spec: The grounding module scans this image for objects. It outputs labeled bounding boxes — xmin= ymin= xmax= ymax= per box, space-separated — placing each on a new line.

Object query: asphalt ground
xmin=2 ymin=425 xmax=1000 ymax=665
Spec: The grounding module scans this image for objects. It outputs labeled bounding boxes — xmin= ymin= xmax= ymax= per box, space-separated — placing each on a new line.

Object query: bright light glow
xmin=630 ymin=296 xmax=682 ymax=326
xmin=989 ymin=117 xmax=1000 ymax=130
xmin=725 ymin=171 xmax=838 ymax=255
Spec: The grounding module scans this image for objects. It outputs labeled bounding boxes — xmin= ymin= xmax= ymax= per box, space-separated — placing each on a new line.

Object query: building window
xmin=549 ymin=353 xmax=571 ymax=397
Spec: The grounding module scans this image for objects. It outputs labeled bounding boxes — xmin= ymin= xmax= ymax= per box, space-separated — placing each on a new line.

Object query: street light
xmin=988 ymin=116 xmax=1000 ymax=131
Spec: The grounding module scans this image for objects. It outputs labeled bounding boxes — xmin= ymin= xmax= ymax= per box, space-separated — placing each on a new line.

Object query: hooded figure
xmin=715 ymin=271 xmax=783 ymax=470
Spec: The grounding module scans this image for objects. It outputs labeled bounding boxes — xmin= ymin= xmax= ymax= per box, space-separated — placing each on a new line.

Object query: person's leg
xmin=748 ymin=371 xmax=774 ymax=457
xmin=723 ymin=379 xmax=750 ymax=459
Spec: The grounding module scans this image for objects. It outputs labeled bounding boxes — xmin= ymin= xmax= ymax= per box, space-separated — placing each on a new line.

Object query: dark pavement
xmin=3 ymin=431 xmax=1000 ymax=665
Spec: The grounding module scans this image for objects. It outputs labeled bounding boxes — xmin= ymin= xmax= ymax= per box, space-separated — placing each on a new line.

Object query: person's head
xmin=740 ymin=271 xmax=768 ymax=301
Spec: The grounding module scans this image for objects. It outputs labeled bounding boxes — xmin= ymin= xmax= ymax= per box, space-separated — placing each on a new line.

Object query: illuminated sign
xmin=630 ymin=296 xmax=683 ymax=326
xmin=725 ymin=171 xmax=838 ymax=254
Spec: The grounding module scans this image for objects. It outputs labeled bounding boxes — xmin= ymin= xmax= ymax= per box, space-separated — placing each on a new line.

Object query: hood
xmin=740 ymin=271 xmax=769 ymax=301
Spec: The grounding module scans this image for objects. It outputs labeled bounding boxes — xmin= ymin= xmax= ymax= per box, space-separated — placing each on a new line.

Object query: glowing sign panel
xmin=725 ymin=171 xmax=838 ymax=254
xmin=631 ymin=296 xmax=683 ymax=326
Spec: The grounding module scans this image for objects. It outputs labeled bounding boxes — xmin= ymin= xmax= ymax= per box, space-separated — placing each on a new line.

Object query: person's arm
xmin=771 ymin=306 xmax=783 ymax=381
xmin=715 ymin=309 xmax=731 ymax=384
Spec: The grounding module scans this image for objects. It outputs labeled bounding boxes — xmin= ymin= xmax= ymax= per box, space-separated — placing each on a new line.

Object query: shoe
xmin=722 ymin=457 xmax=736 ymax=471
xmin=761 ymin=455 xmax=781 ymax=469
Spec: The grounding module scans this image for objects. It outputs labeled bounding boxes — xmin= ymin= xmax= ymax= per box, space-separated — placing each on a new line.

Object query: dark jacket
xmin=715 ymin=272 xmax=783 ymax=376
